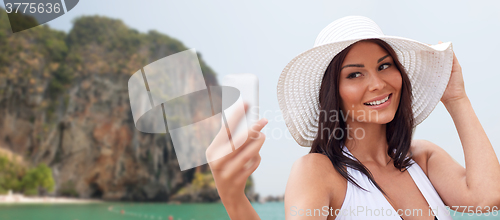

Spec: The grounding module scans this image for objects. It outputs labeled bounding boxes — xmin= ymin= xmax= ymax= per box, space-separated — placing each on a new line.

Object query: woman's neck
xmin=344 ymin=120 xmax=392 ymax=166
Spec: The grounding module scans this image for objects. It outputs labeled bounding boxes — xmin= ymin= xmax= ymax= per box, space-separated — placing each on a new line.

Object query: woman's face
xmin=338 ymin=41 xmax=402 ymax=125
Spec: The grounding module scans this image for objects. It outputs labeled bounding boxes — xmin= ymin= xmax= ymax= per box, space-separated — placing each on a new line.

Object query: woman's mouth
xmin=364 ymin=94 xmax=392 ymax=106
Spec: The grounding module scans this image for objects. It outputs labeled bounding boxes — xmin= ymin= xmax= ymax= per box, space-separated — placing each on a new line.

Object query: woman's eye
xmin=347 ymin=72 xmax=362 ymax=79
xmin=379 ymin=63 xmax=391 ymax=71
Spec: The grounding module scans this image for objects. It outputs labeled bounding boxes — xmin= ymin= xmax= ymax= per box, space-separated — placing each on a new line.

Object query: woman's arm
xmin=206 ymin=104 xmax=267 ymax=220
xmin=222 ymin=193 xmax=261 ymax=220
xmin=418 ymin=48 xmax=500 ymax=212
xmin=446 ymin=96 xmax=500 ymax=206
xmin=285 ymin=153 xmax=341 ymax=219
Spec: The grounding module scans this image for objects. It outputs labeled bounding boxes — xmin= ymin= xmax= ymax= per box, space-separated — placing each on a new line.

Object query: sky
xmin=10 ymin=0 xmax=500 ymax=197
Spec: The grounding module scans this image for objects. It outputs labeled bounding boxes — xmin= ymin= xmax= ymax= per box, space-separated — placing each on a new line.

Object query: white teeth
xmin=365 ymin=95 xmax=390 ymax=106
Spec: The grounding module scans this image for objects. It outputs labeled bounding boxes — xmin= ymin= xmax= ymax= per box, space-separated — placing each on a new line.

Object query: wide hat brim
xmin=277 ymin=35 xmax=453 ymax=147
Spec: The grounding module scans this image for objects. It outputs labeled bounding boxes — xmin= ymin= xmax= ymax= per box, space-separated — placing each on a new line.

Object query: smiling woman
xmin=310 ymin=38 xmax=414 ymax=201
xmin=206 ymin=16 xmax=500 ymax=220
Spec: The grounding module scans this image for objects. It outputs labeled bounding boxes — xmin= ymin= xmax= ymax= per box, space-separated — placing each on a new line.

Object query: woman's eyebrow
xmin=340 ymin=64 xmax=364 ymax=70
xmin=377 ymin=54 xmax=390 ymax=63
xmin=341 ymin=54 xmax=391 ymax=71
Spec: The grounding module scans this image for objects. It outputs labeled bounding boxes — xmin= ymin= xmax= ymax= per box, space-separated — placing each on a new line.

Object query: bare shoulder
xmin=285 ymin=153 xmax=346 ymax=218
xmin=410 ymin=139 xmax=447 ymax=175
xmin=291 ymin=153 xmax=336 ymax=175
xmin=289 ymin=153 xmax=344 ymax=185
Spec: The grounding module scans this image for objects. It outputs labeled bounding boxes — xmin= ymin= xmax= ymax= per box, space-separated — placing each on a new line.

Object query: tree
xmin=0 ymin=155 xmax=23 ymax=194
xmin=21 ymin=163 xmax=55 ymax=196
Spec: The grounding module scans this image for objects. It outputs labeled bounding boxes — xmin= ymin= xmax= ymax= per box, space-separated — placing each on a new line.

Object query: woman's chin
xmin=356 ymin=114 xmax=396 ymax=125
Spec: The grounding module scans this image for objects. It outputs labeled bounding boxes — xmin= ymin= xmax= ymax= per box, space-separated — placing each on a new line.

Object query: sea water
xmin=0 ymin=202 xmax=496 ymax=220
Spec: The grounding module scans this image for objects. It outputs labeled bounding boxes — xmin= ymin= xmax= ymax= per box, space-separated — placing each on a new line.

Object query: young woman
xmin=206 ymin=16 xmax=500 ymax=220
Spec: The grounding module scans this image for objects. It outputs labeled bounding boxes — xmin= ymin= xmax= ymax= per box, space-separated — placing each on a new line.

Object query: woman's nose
xmin=367 ymin=72 xmax=386 ymax=92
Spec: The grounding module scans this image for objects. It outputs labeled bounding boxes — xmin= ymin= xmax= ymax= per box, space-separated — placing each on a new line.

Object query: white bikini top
xmin=334 ymin=146 xmax=453 ymax=220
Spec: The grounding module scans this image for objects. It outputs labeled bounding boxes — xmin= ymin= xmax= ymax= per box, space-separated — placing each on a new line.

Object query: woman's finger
xmin=244 ymin=154 xmax=261 ymax=172
xmin=223 ymin=133 xmax=265 ymax=176
xmin=218 ymin=132 xmax=264 ymax=180
xmin=206 ymin=132 xmax=235 ymax=167
xmin=242 ymin=155 xmax=262 ymax=178
xmin=206 ymin=104 xmax=255 ymax=162
xmin=207 ymin=118 xmax=267 ymax=171
xmin=230 ymin=132 xmax=266 ymax=168
xmin=249 ymin=118 xmax=268 ymax=139
xmin=230 ymin=154 xmax=262 ymax=185
xmin=231 ymin=118 xmax=268 ymax=151
xmin=220 ymin=153 xmax=260 ymax=182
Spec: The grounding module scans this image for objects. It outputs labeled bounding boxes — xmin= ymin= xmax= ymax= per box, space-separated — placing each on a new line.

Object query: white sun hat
xmin=277 ymin=16 xmax=454 ymax=147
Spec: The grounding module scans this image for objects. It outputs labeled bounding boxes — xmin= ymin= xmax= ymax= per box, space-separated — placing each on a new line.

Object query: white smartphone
xmin=220 ymin=73 xmax=259 ymax=149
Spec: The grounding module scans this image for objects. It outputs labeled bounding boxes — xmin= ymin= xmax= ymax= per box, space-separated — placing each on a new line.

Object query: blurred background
xmin=0 ymin=0 xmax=499 ymax=219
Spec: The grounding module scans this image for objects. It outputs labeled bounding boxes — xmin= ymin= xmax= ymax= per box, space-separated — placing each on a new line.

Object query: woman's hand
xmin=440 ymin=41 xmax=467 ymax=105
xmin=206 ymin=104 xmax=267 ymax=219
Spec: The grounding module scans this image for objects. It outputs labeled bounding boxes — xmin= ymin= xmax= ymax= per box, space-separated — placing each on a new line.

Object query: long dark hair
xmin=309 ymin=39 xmax=414 ymax=195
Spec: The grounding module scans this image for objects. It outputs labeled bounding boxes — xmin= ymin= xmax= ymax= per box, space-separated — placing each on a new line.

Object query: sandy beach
xmin=0 ymin=191 xmax=102 ymax=204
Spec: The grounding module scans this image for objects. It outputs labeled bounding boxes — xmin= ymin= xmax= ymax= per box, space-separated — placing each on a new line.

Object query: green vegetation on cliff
xmin=0 ymin=155 xmax=22 ymax=193
xmin=21 ymin=163 xmax=55 ymax=195
xmin=0 ymin=154 xmax=55 ymax=195
xmin=170 ymin=171 xmax=257 ymax=203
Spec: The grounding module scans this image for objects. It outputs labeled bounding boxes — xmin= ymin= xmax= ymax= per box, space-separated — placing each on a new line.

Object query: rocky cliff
xmin=0 ymin=11 xmax=256 ymax=202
